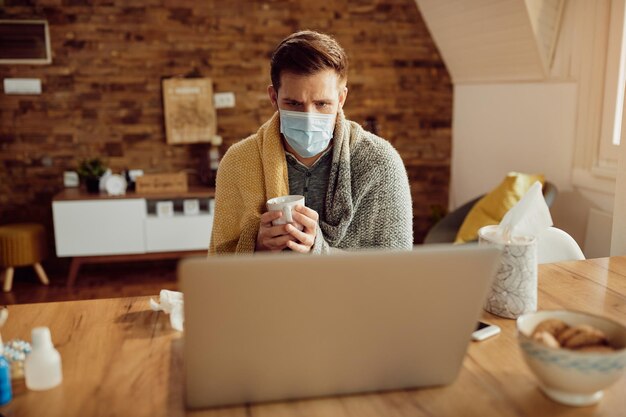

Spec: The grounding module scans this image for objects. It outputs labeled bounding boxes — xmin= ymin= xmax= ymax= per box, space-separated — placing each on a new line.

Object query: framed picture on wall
xmin=183 ymin=199 xmax=200 ymax=216
xmin=0 ymin=20 xmax=52 ymax=64
xmin=162 ymin=78 xmax=216 ymax=145
xmin=156 ymin=201 xmax=174 ymax=218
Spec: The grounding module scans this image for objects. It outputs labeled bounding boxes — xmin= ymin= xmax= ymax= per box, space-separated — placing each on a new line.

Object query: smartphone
xmin=472 ymin=321 xmax=501 ymax=341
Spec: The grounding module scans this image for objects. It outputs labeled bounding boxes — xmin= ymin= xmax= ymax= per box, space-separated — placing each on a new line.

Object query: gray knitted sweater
xmin=309 ymin=110 xmax=413 ymax=253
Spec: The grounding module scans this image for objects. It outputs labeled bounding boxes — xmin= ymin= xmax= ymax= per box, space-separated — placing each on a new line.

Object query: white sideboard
xmin=52 ymin=188 xmax=214 ymax=258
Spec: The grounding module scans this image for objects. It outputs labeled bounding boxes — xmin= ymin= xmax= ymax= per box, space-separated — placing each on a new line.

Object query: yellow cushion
xmin=454 ymin=172 xmax=545 ymax=244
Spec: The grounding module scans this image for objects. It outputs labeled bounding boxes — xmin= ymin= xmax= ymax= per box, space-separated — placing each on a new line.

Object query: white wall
xmin=451 ymin=82 xmax=595 ymax=247
xmin=452 ymin=82 xmax=577 ymax=203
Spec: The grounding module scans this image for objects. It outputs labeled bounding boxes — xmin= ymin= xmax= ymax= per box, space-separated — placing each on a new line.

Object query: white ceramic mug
xmin=266 ymin=195 xmax=305 ymax=227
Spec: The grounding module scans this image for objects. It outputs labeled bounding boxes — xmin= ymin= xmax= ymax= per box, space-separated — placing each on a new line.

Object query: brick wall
xmin=0 ymin=0 xmax=452 ymax=256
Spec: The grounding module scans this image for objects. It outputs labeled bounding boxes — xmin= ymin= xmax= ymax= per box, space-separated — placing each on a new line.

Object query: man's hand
xmin=285 ymin=205 xmax=319 ymax=253
xmin=256 ymin=211 xmax=296 ymax=252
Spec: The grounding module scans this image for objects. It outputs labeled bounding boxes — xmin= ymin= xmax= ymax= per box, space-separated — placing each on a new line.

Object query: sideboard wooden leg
xmin=67 ymin=258 xmax=82 ymax=288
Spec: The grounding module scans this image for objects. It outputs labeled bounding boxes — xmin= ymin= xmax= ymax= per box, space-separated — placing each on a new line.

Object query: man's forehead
xmin=280 ymin=70 xmax=342 ymax=87
xmin=279 ymin=70 xmax=343 ymax=91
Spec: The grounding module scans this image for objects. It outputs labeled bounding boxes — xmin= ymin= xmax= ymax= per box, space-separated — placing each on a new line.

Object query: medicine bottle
xmin=0 ymin=334 xmax=12 ymax=405
xmin=24 ymin=327 xmax=63 ymax=390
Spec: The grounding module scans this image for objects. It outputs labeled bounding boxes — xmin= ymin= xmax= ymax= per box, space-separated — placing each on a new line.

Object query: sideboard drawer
xmin=144 ymin=214 xmax=212 ymax=253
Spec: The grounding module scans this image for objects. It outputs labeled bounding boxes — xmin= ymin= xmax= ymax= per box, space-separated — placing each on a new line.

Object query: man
xmin=209 ymin=30 xmax=412 ymax=254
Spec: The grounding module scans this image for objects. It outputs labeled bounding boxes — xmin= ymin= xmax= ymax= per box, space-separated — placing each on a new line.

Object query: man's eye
xmin=316 ymin=103 xmax=329 ymax=108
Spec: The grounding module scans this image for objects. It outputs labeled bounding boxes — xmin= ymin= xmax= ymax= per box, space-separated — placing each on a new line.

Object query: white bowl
xmin=517 ymin=310 xmax=626 ymax=406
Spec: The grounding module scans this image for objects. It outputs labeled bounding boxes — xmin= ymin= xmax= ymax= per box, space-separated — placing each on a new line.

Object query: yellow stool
xmin=0 ymin=223 xmax=50 ymax=292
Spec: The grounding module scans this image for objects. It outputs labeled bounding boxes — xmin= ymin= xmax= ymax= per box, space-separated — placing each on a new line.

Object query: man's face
xmin=268 ymin=69 xmax=348 ymax=115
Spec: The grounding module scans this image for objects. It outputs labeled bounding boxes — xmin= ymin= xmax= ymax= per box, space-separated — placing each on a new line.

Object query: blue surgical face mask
xmin=279 ymin=109 xmax=336 ymax=158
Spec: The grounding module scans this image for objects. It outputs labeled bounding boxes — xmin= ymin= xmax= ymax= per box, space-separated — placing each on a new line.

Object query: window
xmin=596 ymin=0 xmax=626 ymax=173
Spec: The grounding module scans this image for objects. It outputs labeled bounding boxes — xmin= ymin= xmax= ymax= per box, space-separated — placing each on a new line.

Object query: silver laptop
xmin=180 ymin=244 xmax=500 ymax=409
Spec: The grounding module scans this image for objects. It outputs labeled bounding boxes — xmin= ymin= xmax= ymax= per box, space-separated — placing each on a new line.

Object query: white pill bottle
xmin=24 ymin=327 xmax=63 ymax=390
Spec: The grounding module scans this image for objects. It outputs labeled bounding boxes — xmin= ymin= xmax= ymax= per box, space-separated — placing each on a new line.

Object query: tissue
xmin=495 ymin=181 xmax=553 ymax=242
xmin=150 ymin=290 xmax=184 ymax=331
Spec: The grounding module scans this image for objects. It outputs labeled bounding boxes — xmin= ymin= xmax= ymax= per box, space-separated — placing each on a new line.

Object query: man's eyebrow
xmin=281 ymin=97 xmax=335 ymax=103
xmin=282 ymin=97 xmax=334 ymax=102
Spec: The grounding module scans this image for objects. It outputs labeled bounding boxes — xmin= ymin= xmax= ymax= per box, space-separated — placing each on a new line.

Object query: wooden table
xmin=1 ymin=257 xmax=625 ymax=416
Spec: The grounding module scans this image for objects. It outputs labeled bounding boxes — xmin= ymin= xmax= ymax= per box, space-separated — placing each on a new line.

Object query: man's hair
xmin=270 ymin=30 xmax=348 ymax=91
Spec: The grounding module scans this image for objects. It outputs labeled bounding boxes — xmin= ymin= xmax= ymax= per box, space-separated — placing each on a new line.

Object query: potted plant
xmin=76 ymin=158 xmax=107 ymax=193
